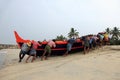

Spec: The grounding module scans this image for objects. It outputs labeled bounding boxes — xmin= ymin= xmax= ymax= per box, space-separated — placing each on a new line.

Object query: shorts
xmin=84 ymin=46 xmax=89 ymax=49
xmin=21 ymin=50 xmax=28 ymax=54
xmin=67 ymin=43 xmax=72 ymax=51
xmin=29 ymin=49 xmax=36 ymax=55
xmin=44 ymin=45 xmax=51 ymax=53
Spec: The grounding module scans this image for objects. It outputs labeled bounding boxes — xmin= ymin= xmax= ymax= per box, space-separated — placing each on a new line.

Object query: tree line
xmin=55 ymin=28 xmax=79 ymax=40
xmin=55 ymin=27 xmax=120 ymax=45
xmin=106 ymin=27 xmax=120 ymax=45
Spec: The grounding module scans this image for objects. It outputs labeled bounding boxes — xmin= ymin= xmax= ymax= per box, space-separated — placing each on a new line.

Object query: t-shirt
xmin=68 ymin=38 xmax=75 ymax=45
xmin=21 ymin=43 xmax=30 ymax=52
xmin=47 ymin=40 xmax=56 ymax=48
xmin=32 ymin=41 xmax=41 ymax=49
xmin=84 ymin=38 xmax=89 ymax=47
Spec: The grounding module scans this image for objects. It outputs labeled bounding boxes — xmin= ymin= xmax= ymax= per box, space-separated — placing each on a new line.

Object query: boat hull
xmin=14 ymin=31 xmax=84 ymax=56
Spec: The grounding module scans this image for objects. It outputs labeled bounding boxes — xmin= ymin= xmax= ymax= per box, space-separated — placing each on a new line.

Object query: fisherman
xmin=63 ymin=38 xmax=75 ymax=56
xmin=89 ymin=35 xmax=93 ymax=50
xmin=19 ymin=41 xmax=31 ymax=62
xmin=26 ymin=40 xmax=41 ymax=63
xmin=104 ymin=32 xmax=109 ymax=45
xmin=41 ymin=39 xmax=56 ymax=60
xmin=97 ymin=33 xmax=104 ymax=48
xmin=83 ymin=36 xmax=90 ymax=54
xmin=92 ymin=35 xmax=98 ymax=49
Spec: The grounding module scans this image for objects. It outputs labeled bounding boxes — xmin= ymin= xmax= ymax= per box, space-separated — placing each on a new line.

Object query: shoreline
xmin=0 ymin=50 xmax=7 ymax=69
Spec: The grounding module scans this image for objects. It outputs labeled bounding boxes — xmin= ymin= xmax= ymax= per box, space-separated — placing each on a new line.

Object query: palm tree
xmin=111 ymin=27 xmax=120 ymax=40
xmin=105 ymin=27 xmax=111 ymax=34
xmin=56 ymin=35 xmax=66 ymax=41
xmin=68 ymin=28 xmax=79 ymax=38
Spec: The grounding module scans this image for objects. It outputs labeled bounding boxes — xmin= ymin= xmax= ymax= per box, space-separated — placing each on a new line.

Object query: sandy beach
xmin=0 ymin=46 xmax=120 ymax=80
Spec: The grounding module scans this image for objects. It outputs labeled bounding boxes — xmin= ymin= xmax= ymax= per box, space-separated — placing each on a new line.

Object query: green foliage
xmin=105 ymin=27 xmax=120 ymax=45
xmin=110 ymin=39 xmax=120 ymax=45
xmin=111 ymin=27 xmax=120 ymax=40
xmin=68 ymin=28 xmax=79 ymax=38
xmin=55 ymin=35 xmax=67 ymax=41
xmin=105 ymin=27 xmax=111 ymax=34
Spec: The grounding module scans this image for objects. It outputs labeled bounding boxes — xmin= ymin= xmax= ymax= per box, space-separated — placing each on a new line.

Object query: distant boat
xmin=14 ymin=31 xmax=84 ymax=56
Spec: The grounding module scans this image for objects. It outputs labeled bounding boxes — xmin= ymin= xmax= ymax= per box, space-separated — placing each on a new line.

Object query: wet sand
xmin=0 ymin=50 xmax=7 ymax=69
xmin=0 ymin=46 xmax=120 ymax=80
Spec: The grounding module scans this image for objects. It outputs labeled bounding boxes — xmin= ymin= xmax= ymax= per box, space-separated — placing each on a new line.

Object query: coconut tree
xmin=111 ymin=27 xmax=120 ymax=40
xmin=68 ymin=28 xmax=79 ymax=38
xmin=105 ymin=27 xmax=111 ymax=34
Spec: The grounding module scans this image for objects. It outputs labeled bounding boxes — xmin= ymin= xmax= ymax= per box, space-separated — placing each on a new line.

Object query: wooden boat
xmin=14 ymin=31 xmax=84 ymax=56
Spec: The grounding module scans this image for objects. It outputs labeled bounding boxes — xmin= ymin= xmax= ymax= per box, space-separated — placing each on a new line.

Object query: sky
xmin=0 ymin=0 xmax=120 ymax=44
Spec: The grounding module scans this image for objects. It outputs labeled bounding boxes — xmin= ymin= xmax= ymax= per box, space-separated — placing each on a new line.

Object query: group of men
xmin=83 ymin=33 xmax=109 ymax=54
xmin=19 ymin=40 xmax=56 ymax=63
xmin=19 ymin=33 xmax=109 ymax=63
xmin=19 ymin=38 xmax=77 ymax=63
